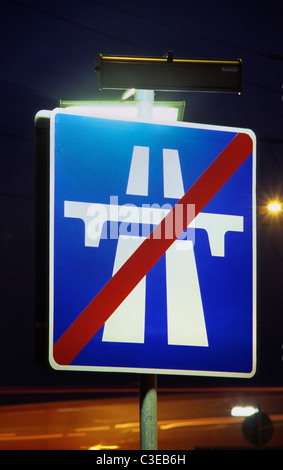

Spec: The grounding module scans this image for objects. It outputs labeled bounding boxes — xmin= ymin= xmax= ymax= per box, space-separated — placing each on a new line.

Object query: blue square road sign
xmin=48 ymin=108 xmax=256 ymax=378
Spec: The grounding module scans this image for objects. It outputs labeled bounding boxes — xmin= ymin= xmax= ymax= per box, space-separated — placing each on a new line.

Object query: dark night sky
xmin=1 ymin=0 xmax=283 ymax=389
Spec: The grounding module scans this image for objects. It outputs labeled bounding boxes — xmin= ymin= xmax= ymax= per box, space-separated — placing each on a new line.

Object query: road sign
xmin=49 ymin=108 xmax=256 ymax=378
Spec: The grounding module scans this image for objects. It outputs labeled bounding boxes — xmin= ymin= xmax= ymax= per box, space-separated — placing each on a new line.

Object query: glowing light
xmin=59 ymin=100 xmax=185 ymax=122
xmin=268 ymin=202 xmax=282 ymax=212
xmin=65 ymin=104 xmax=179 ymax=121
xmin=121 ymin=88 xmax=136 ymax=100
xmin=231 ymin=406 xmax=259 ymax=417
xmin=89 ymin=444 xmax=119 ymax=450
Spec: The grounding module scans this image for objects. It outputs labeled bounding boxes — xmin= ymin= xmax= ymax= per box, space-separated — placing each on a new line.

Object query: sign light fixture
xmin=59 ymin=100 xmax=185 ymax=122
xmin=94 ymin=53 xmax=242 ymax=94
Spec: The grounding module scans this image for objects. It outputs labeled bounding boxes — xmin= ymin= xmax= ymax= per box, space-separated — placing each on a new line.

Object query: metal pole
xmin=135 ymin=89 xmax=155 ymax=120
xmin=135 ymin=89 xmax=158 ymax=450
xmin=139 ymin=373 xmax=158 ymax=450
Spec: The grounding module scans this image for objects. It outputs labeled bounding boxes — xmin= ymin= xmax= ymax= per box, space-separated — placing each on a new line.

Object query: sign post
xmin=139 ymin=374 xmax=158 ymax=450
xmin=136 ymin=89 xmax=158 ymax=450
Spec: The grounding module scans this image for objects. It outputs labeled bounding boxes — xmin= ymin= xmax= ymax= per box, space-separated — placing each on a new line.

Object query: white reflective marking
xmin=64 ymin=145 xmax=245 ymax=348
xmin=193 ymin=213 xmax=243 ymax=257
xmin=166 ymin=239 xmax=209 ymax=347
xmin=102 ymin=236 xmax=146 ymax=343
xmin=126 ymin=146 xmax=149 ymax=196
xmin=163 ymin=149 xmax=184 ymax=199
xmin=64 ymin=201 xmax=243 ymax=256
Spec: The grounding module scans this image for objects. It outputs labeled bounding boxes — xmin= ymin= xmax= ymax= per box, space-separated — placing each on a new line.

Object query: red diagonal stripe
xmin=53 ymin=132 xmax=253 ymax=365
